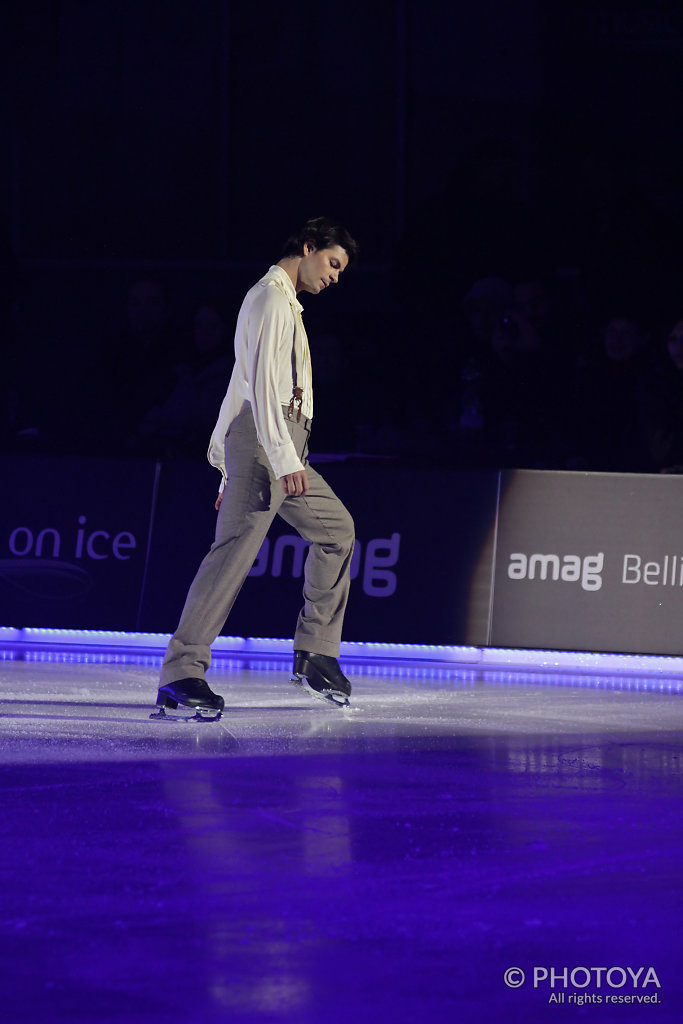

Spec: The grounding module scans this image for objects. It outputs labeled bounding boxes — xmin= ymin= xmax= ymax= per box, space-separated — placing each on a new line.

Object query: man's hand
xmin=281 ymin=470 xmax=309 ymax=497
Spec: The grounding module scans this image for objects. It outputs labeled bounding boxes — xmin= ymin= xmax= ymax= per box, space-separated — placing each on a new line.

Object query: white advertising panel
xmin=490 ymin=471 xmax=683 ymax=655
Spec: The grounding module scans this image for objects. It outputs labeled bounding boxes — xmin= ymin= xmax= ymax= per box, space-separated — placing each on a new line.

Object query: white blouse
xmin=207 ymin=265 xmax=313 ymax=484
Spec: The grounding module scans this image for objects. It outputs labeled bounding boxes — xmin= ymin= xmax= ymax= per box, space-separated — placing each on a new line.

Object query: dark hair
xmin=280 ymin=216 xmax=359 ymax=263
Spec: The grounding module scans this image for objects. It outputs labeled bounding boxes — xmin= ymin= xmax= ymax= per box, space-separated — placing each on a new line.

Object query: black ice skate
xmin=290 ymin=651 xmax=351 ymax=708
xmin=151 ymin=677 xmax=225 ymax=722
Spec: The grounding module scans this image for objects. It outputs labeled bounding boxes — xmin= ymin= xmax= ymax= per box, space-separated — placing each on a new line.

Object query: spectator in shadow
xmin=393 ymin=139 xmax=546 ymax=454
xmin=102 ymin=279 xmax=184 ymax=452
xmin=563 ymin=314 xmax=652 ymax=472
xmin=300 ymin=331 xmax=352 ymax=453
xmin=450 ymin=277 xmax=555 ymax=468
xmin=0 ymin=208 xmax=22 ymax=451
xmin=138 ymin=300 xmax=233 ymax=457
xmin=554 ymin=141 xmax=683 ymax=320
xmin=639 ymin=316 xmax=683 ymax=472
xmin=395 ymin=139 xmax=543 ymax=318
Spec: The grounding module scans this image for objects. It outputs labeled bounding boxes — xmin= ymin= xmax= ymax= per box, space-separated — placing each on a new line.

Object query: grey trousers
xmin=160 ymin=404 xmax=355 ymax=684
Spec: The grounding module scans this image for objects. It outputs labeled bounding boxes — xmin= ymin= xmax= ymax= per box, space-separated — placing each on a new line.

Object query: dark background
xmin=3 ymin=0 xmax=683 ymax=472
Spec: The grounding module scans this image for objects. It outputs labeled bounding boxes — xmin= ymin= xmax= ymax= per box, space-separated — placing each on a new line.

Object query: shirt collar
xmin=267 ymin=265 xmax=304 ymax=314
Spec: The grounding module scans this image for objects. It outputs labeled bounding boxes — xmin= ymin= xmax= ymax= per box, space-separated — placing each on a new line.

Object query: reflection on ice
xmin=1 ymin=638 xmax=682 ymax=1023
xmin=1 ymin=641 xmax=682 ymax=768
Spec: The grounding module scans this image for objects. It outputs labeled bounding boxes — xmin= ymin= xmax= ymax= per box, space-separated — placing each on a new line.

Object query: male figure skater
xmin=154 ymin=217 xmax=359 ymax=718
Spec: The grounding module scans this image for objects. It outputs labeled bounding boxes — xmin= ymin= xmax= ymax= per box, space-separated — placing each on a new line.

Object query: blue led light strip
xmin=1 ymin=626 xmax=683 ymax=685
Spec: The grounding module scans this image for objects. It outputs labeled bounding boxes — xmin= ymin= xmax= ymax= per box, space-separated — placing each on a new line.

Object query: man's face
xmin=297 ymin=244 xmax=349 ymax=295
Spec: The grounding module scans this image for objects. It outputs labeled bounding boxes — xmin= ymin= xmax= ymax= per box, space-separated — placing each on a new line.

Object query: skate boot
xmin=291 ymin=651 xmax=351 ymax=708
xmin=151 ymin=677 xmax=225 ymax=722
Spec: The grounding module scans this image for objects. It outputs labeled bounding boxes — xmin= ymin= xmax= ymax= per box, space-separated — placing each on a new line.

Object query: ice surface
xmin=0 ymin=648 xmax=682 ymax=1022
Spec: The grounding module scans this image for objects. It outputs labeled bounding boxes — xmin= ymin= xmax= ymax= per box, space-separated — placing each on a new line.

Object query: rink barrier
xmin=1 ymin=626 xmax=683 ymax=690
xmin=4 ymin=457 xmax=683 ymax=656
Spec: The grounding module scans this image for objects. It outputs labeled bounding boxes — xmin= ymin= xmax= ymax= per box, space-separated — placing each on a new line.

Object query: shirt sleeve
xmin=247 ymin=284 xmax=305 ymax=479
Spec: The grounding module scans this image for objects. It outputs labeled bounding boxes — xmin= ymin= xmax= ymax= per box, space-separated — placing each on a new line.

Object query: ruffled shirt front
xmin=207 ymin=265 xmax=313 ymax=483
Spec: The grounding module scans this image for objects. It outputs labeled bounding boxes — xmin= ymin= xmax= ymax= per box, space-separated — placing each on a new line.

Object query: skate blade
xmin=150 ymin=705 xmax=222 ymax=723
xmin=290 ymin=674 xmax=350 ymax=708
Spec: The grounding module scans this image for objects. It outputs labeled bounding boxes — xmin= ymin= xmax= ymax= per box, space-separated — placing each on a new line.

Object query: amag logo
xmin=507 ymin=552 xmax=604 ymax=592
